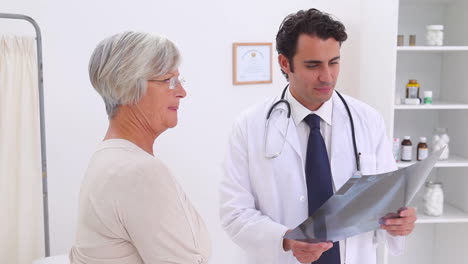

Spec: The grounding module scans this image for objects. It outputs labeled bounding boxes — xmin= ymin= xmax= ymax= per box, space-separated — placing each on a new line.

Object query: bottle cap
xmin=426 ymin=25 xmax=444 ymax=30
xmin=424 ymin=91 xmax=433 ymax=97
xmin=409 ymin=79 xmax=418 ymax=84
xmin=404 ymin=136 xmax=411 ymax=140
xmin=419 ymin=137 xmax=427 ymax=142
xmin=434 ymin=127 xmax=448 ymax=133
xmin=425 ymin=181 xmax=443 ymax=187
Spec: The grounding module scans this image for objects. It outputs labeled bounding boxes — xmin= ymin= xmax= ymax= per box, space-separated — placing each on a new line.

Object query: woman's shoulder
xmin=112 ymin=154 xmax=173 ymax=187
xmin=95 ymin=139 xmax=171 ymax=176
xmin=85 ymin=140 xmax=175 ymax=193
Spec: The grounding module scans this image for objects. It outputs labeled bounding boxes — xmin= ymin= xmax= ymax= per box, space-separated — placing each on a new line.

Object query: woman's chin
xmin=167 ymin=120 xmax=178 ymax=128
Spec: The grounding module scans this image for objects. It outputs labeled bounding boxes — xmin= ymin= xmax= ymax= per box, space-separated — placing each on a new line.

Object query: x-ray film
xmin=284 ymin=147 xmax=444 ymax=243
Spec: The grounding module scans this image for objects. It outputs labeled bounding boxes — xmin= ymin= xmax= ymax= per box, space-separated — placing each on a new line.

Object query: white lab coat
xmin=220 ymin=91 xmax=405 ymax=264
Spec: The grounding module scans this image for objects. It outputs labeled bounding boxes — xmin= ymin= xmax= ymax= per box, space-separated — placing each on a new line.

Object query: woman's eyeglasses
xmin=149 ymin=76 xmax=186 ymax=89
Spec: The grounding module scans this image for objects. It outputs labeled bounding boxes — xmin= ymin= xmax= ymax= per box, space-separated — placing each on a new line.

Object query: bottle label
xmin=418 ymin=148 xmax=429 ymax=160
xmin=407 ymin=87 xmax=418 ymax=98
xmin=401 ymin=145 xmax=413 ymax=161
xmin=424 ymin=97 xmax=432 ymax=104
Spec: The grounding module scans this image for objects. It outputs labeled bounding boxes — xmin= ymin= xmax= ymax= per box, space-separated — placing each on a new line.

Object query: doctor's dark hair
xmin=276 ymin=8 xmax=347 ymax=80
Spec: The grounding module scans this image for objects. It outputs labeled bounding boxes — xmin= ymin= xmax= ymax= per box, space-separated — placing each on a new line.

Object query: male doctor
xmin=220 ymin=8 xmax=417 ymax=264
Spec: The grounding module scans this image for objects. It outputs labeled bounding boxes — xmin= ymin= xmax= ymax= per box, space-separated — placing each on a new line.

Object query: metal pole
xmin=0 ymin=13 xmax=50 ymax=257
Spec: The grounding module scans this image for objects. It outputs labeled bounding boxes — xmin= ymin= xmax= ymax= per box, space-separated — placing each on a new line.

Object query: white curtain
xmin=0 ymin=35 xmax=45 ymax=264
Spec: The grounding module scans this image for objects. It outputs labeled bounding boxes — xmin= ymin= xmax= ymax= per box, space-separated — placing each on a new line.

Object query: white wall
xmin=359 ymin=0 xmax=399 ymax=136
xmin=2 ymin=0 xmax=398 ymax=263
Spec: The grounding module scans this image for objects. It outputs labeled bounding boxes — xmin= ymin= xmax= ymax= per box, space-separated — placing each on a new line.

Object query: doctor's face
xmin=279 ymin=34 xmax=341 ymax=111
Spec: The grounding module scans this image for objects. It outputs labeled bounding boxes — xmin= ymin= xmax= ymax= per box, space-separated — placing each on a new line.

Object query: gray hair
xmin=88 ymin=31 xmax=181 ymax=118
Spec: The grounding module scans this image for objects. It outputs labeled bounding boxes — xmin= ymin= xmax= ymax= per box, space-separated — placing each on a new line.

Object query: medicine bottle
xmin=409 ymin=35 xmax=416 ymax=46
xmin=426 ymin=25 xmax=444 ymax=46
xmin=432 ymin=128 xmax=450 ymax=160
xmin=423 ymin=182 xmax=444 ymax=216
xmin=417 ymin=137 xmax=429 ymax=161
xmin=423 ymin=91 xmax=433 ymax=104
xmin=406 ymin=79 xmax=420 ymax=99
xmin=397 ymin=35 xmax=404 ymax=46
xmin=401 ymin=136 xmax=413 ymax=162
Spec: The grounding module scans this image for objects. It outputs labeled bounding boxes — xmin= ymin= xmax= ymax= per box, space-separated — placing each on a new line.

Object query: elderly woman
xmin=70 ymin=32 xmax=211 ymax=264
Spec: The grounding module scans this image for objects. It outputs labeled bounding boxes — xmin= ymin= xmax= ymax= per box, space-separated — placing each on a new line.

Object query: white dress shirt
xmin=285 ymin=88 xmax=333 ymax=163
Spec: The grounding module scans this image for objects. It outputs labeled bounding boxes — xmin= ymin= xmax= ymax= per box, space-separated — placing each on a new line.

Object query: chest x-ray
xmin=284 ymin=147 xmax=444 ymax=243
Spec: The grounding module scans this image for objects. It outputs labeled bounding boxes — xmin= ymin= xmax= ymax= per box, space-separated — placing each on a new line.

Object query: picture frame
xmin=232 ymin=42 xmax=272 ymax=85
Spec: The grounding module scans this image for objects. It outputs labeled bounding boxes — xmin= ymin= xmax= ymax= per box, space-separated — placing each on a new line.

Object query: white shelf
xmin=396 ymin=154 xmax=468 ymax=168
xmin=394 ymin=102 xmax=468 ymax=110
xmin=397 ymin=46 xmax=468 ymax=52
xmin=416 ymin=203 xmax=468 ymax=224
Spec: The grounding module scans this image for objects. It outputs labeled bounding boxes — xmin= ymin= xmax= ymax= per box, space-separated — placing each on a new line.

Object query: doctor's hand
xmin=381 ymin=207 xmax=417 ymax=236
xmin=283 ymin=237 xmax=333 ymax=264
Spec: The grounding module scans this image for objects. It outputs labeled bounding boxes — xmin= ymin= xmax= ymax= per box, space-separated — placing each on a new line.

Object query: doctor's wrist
xmin=283 ymin=238 xmax=292 ymax=251
xmin=283 ymin=229 xmax=293 ymax=251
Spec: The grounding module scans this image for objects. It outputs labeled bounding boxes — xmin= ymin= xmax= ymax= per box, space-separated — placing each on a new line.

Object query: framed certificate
xmin=233 ymin=42 xmax=272 ymax=85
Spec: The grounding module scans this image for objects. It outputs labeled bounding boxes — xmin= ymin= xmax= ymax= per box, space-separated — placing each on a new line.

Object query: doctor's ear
xmin=278 ymin=54 xmax=292 ymax=74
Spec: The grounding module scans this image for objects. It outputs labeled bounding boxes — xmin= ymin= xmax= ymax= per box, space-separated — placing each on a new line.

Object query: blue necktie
xmin=304 ymin=114 xmax=340 ymax=264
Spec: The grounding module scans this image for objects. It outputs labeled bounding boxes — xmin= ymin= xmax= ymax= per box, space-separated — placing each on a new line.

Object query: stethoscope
xmin=264 ymin=84 xmax=361 ymax=173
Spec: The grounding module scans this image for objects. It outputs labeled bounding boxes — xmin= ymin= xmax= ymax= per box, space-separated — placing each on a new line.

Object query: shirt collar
xmin=285 ymin=87 xmax=333 ymax=126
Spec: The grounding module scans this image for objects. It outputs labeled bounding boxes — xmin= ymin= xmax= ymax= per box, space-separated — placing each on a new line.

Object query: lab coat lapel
xmin=271 ymin=102 xmax=303 ymax=160
xmin=330 ymin=92 xmax=356 ymax=191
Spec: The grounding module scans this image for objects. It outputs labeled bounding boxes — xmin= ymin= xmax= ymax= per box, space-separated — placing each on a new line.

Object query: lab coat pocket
xmin=360 ymin=154 xmax=377 ymax=175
